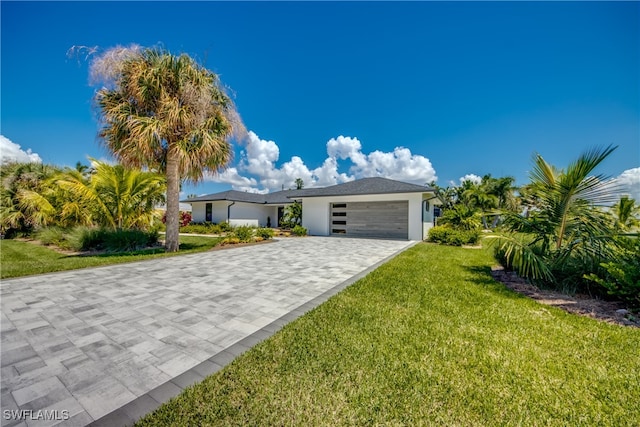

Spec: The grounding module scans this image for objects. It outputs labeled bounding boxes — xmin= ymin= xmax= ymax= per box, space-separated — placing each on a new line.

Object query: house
xmin=185 ymin=189 xmax=299 ymax=228
xmin=183 ymin=177 xmax=441 ymax=240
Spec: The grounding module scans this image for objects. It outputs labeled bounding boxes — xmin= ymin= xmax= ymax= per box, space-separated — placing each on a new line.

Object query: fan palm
xmin=490 ymin=145 xmax=620 ymax=286
xmin=91 ymin=46 xmax=243 ymax=251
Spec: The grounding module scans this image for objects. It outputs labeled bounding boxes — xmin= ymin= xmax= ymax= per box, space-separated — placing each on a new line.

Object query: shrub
xmin=73 ymin=228 xmax=159 ymax=252
xmin=162 ymin=211 xmax=192 ymax=227
xmin=256 ymin=227 xmax=274 ymax=240
xmin=232 ymin=225 xmax=254 ymax=242
xmin=222 ymin=237 xmax=240 ymax=245
xmin=36 ymin=227 xmax=69 ymax=248
xmin=428 ymin=226 xmax=480 ymax=246
xmin=280 ymin=201 xmax=302 ymax=228
xmin=218 ymin=222 xmax=232 ymax=233
xmin=584 ymin=238 xmax=640 ymax=309
xmin=180 ymin=223 xmax=220 ymax=234
xmin=437 ymin=205 xmax=482 ymax=231
xmin=292 ymin=225 xmax=307 ymax=236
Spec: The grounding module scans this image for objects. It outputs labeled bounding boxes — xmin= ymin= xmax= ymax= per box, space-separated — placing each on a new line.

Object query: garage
xmin=330 ymin=201 xmax=409 ymax=239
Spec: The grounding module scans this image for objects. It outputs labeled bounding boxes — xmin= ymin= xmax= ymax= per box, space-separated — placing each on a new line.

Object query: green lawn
xmin=0 ymin=235 xmax=223 ymax=279
xmin=137 ymin=243 xmax=639 ymax=426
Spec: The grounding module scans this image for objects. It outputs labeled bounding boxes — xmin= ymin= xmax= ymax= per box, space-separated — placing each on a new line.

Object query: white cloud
xmin=616 ymin=167 xmax=640 ymax=201
xmin=350 ymin=146 xmax=436 ymax=184
xmin=459 ymin=174 xmax=482 ymax=186
xmin=207 ymin=167 xmax=266 ymax=193
xmin=0 ymin=135 xmax=42 ymax=164
xmin=209 ymin=131 xmax=437 ymax=192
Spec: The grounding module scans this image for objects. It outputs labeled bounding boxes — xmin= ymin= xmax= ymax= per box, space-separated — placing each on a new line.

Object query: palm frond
xmin=486 ymin=234 xmax=554 ymax=282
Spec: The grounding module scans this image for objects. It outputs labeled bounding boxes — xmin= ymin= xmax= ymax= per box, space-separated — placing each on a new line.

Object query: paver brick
xmin=1 ymin=237 xmax=413 ymax=427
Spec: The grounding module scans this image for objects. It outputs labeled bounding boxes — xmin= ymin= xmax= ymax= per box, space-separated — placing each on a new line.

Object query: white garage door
xmin=330 ymin=201 xmax=408 ymax=239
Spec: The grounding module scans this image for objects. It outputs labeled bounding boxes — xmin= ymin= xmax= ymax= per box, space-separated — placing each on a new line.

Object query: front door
xmin=205 ymin=203 xmax=212 ymax=222
xmin=277 ymin=207 xmax=284 ymax=227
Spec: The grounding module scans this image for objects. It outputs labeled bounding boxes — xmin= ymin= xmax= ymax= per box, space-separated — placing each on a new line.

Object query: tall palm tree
xmin=91 ymin=46 xmax=244 ymax=251
xmin=490 ymin=145 xmax=620 ymax=284
xmin=487 ymin=176 xmax=518 ymax=211
xmin=54 ymin=159 xmax=166 ymax=230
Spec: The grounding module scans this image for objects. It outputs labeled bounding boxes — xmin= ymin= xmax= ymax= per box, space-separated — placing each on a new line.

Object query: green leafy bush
xmin=180 ymin=222 xmax=221 ymax=234
xmin=75 ymin=228 xmax=159 ymax=252
xmin=256 ymin=227 xmax=274 ymax=239
xmin=428 ymin=226 xmax=480 ymax=246
xmin=280 ymin=201 xmax=302 ymax=228
xmin=292 ymin=225 xmax=307 ymax=236
xmin=585 ymin=238 xmax=640 ymax=309
xmin=232 ymin=225 xmax=254 ymax=242
xmin=218 ymin=222 xmax=232 ymax=233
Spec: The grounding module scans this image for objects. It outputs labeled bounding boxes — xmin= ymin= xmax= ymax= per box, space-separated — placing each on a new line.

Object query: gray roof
xmin=182 ymin=189 xmax=302 ymax=205
xmin=291 ymin=177 xmax=434 ymax=198
xmin=182 ymin=178 xmax=434 ymax=204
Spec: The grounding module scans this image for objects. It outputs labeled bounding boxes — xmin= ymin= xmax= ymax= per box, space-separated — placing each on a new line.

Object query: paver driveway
xmin=1 ymin=237 xmax=414 ymax=426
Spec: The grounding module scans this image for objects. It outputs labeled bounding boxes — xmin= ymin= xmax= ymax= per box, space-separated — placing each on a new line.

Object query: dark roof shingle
xmin=182 ymin=189 xmax=303 ymax=204
xmin=291 ymin=177 xmax=433 ymax=198
xmin=182 ymin=178 xmax=434 ymax=204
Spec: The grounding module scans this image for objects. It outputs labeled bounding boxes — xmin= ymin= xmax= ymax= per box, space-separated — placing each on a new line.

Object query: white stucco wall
xmin=421 ymin=195 xmax=440 ymax=237
xmin=301 ymin=192 xmax=435 ymax=241
xmin=191 ymin=203 xmax=206 ymax=223
xmin=189 ymin=201 xmax=230 ymax=223
xmin=189 ymin=201 xmax=279 ymax=227
xmin=301 ymin=198 xmax=331 ymax=236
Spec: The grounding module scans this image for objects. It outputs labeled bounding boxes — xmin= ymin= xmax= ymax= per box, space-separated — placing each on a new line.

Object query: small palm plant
xmin=611 ymin=196 xmax=640 ymax=232
xmin=54 ymin=159 xmax=166 ymax=230
xmin=0 ymin=162 xmax=60 ymax=235
xmin=489 ymin=145 xmax=621 ymax=289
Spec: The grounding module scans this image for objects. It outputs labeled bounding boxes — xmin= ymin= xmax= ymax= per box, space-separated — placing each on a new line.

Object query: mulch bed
xmin=491 ymin=266 xmax=639 ymax=328
xmin=206 ymin=238 xmax=277 ymax=251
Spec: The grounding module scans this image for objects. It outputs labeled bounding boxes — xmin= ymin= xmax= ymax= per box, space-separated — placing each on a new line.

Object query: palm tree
xmin=91 ymin=46 xmax=244 ymax=251
xmin=462 ymin=184 xmax=498 ymax=229
xmin=611 ymin=196 xmax=640 ymax=232
xmin=487 ymin=176 xmax=518 ymax=211
xmin=54 ymin=159 xmax=166 ymax=230
xmin=429 ymin=181 xmax=457 ymax=210
xmin=437 ymin=204 xmax=482 ymax=231
xmin=491 ymin=145 xmax=620 ymax=285
xmin=0 ymin=162 xmax=60 ymax=236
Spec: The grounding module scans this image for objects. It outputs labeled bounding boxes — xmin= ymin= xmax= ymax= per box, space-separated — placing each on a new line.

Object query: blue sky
xmin=2 ymin=1 xmax=639 ymax=198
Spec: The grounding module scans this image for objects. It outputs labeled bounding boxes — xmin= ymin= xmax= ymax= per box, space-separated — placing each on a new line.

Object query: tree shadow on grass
xmin=462 ymin=265 xmax=531 ymax=301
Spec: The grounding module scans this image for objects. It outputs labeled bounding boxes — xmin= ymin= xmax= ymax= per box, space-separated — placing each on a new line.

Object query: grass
xmin=136 ymin=243 xmax=639 ymax=426
xmin=0 ymin=235 xmax=223 ymax=279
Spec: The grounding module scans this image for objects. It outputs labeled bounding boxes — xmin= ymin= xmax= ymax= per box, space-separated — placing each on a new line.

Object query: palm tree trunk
xmin=165 ymin=150 xmax=180 ymax=252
